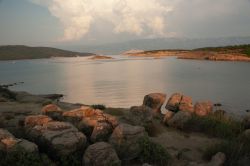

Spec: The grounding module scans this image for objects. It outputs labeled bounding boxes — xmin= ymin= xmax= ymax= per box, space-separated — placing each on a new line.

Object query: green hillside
xmin=0 ymin=45 xmax=95 ymax=60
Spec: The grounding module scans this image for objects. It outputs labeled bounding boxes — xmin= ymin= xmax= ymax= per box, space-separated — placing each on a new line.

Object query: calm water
xmin=0 ymin=56 xmax=250 ymax=114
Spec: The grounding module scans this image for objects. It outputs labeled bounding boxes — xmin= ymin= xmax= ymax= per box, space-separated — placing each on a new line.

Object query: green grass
xmin=183 ymin=112 xmax=244 ymax=139
xmin=204 ymin=134 xmax=250 ymax=166
xmin=138 ymin=137 xmax=171 ymax=166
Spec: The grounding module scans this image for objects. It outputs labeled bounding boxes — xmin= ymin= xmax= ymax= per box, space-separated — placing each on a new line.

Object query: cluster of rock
xmin=1 ymin=103 xmax=149 ymax=165
xmin=162 ymin=93 xmax=213 ymax=129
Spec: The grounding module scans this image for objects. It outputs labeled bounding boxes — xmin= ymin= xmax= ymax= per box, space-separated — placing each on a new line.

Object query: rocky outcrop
xmin=143 ymin=93 xmax=166 ymax=113
xmin=109 ymin=123 xmax=146 ymax=160
xmin=63 ymin=106 xmax=118 ymax=137
xmin=168 ymin=111 xmax=192 ymax=129
xmin=0 ymin=128 xmax=38 ymax=154
xmin=166 ymin=93 xmax=194 ymax=113
xmin=24 ymin=115 xmax=87 ymax=159
xmin=41 ymin=104 xmax=63 ymax=120
xmin=15 ymin=91 xmax=52 ymax=104
xmin=123 ymin=106 xmax=153 ymax=127
xmin=83 ymin=142 xmax=121 ymax=166
xmin=194 ymin=102 xmax=213 ymax=116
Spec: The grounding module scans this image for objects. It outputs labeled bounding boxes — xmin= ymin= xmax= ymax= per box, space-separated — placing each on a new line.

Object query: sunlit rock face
xmin=62 ymin=106 xmax=118 ymax=137
xmin=166 ymin=93 xmax=194 ymax=113
xmin=143 ymin=93 xmax=166 ymax=114
xmin=0 ymin=128 xmax=38 ymax=154
xmin=194 ymin=101 xmax=213 ymax=117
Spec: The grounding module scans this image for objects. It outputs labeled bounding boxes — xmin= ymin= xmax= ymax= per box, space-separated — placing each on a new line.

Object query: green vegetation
xmin=183 ymin=112 xmax=244 ymax=139
xmin=0 ymin=45 xmax=94 ymax=60
xmin=138 ymin=137 xmax=171 ymax=166
xmin=204 ymin=134 xmax=250 ymax=166
xmin=0 ymin=148 xmax=53 ymax=166
xmin=91 ymin=104 xmax=106 ymax=110
xmin=195 ymin=44 xmax=250 ymax=57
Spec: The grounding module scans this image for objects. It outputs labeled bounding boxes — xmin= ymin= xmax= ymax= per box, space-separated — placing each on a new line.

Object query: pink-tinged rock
xmin=143 ymin=93 xmax=166 ymax=113
xmin=194 ymin=101 xmax=213 ymax=116
xmin=165 ymin=93 xmax=182 ymax=112
xmin=24 ymin=115 xmax=52 ymax=128
xmin=41 ymin=104 xmax=63 ymax=120
xmin=179 ymin=95 xmax=194 ymax=113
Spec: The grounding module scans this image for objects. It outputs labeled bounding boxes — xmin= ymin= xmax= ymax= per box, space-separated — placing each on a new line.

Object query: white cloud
xmin=30 ymin=0 xmax=174 ymax=41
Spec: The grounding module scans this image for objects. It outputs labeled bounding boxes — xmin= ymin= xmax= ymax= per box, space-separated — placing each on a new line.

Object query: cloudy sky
xmin=0 ymin=0 xmax=250 ymax=46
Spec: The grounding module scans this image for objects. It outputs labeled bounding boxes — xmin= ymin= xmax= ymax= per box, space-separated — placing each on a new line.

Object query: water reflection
xmin=0 ymin=56 xmax=250 ymax=114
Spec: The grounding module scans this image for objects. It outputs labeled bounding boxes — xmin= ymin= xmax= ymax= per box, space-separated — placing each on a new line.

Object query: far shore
xmin=124 ymin=45 xmax=250 ymax=62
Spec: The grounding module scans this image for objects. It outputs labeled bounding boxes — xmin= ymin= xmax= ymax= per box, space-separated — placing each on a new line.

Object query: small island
xmin=125 ymin=44 xmax=250 ymax=62
xmin=0 ymin=45 xmax=95 ymax=60
xmin=89 ymin=55 xmax=114 ymax=60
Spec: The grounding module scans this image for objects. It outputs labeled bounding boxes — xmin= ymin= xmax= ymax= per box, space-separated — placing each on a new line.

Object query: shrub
xmin=138 ymin=137 xmax=171 ymax=166
xmin=91 ymin=104 xmax=106 ymax=110
xmin=183 ymin=113 xmax=244 ymax=139
xmin=0 ymin=149 xmax=54 ymax=166
xmin=203 ymin=135 xmax=250 ymax=166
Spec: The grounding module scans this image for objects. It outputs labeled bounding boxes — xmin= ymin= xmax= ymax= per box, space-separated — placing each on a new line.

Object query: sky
xmin=0 ymin=0 xmax=250 ymax=46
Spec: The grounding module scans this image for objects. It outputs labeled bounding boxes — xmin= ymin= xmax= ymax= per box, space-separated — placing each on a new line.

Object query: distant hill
xmin=0 ymin=45 xmax=95 ymax=60
xmin=67 ymin=37 xmax=250 ymax=54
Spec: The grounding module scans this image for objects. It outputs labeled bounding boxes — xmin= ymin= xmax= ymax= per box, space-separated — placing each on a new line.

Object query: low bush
xmin=183 ymin=113 xmax=244 ymax=139
xmin=204 ymin=134 xmax=250 ymax=166
xmin=138 ymin=137 xmax=171 ymax=166
xmin=91 ymin=104 xmax=106 ymax=110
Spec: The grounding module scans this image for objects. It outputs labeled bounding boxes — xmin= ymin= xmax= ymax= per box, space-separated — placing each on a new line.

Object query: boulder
xmin=109 ymin=123 xmax=146 ymax=160
xmin=166 ymin=93 xmax=194 ymax=113
xmin=24 ymin=115 xmax=87 ymax=159
xmin=194 ymin=102 xmax=213 ymax=117
xmin=166 ymin=93 xmax=182 ymax=112
xmin=83 ymin=142 xmax=121 ymax=166
xmin=63 ymin=106 xmax=118 ymax=137
xmin=24 ymin=115 xmax=52 ymax=128
xmin=143 ymin=93 xmax=166 ymax=113
xmin=124 ymin=106 xmax=153 ymax=127
xmin=168 ymin=111 xmax=192 ymax=129
xmin=91 ymin=122 xmax=113 ymax=143
xmin=163 ymin=111 xmax=175 ymax=125
xmin=41 ymin=104 xmax=63 ymax=120
xmin=207 ymin=152 xmax=226 ymax=166
xmin=0 ymin=128 xmax=38 ymax=153
xmin=179 ymin=96 xmax=194 ymax=113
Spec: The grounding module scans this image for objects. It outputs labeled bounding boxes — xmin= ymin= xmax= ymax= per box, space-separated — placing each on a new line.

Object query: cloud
xmin=30 ymin=0 xmax=173 ymax=41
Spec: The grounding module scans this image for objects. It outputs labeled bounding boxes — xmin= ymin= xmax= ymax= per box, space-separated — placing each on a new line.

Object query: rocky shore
xmin=1 ymin=86 xmax=250 ymax=166
xmin=89 ymin=55 xmax=114 ymax=60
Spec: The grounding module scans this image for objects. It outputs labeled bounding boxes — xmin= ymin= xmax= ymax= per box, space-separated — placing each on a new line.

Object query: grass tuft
xmin=91 ymin=104 xmax=106 ymax=110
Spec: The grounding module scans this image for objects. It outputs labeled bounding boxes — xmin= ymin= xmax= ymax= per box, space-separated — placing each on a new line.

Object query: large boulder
xmin=123 ymin=106 xmax=153 ymax=127
xmin=0 ymin=128 xmax=38 ymax=153
xmin=143 ymin=93 xmax=166 ymax=113
xmin=166 ymin=93 xmax=194 ymax=113
xmin=41 ymin=104 xmax=63 ymax=120
xmin=24 ymin=115 xmax=87 ymax=159
xmin=194 ymin=102 xmax=213 ymax=117
xmin=179 ymin=96 xmax=194 ymax=113
xmin=63 ymin=106 xmax=118 ymax=137
xmin=109 ymin=123 xmax=146 ymax=160
xmin=168 ymin=111 xmax=192 ymax=129
xmin=83 ymin=142 xmax=121 ymax=166
xmin=91 ymin=122 xmax=113 ymax=143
